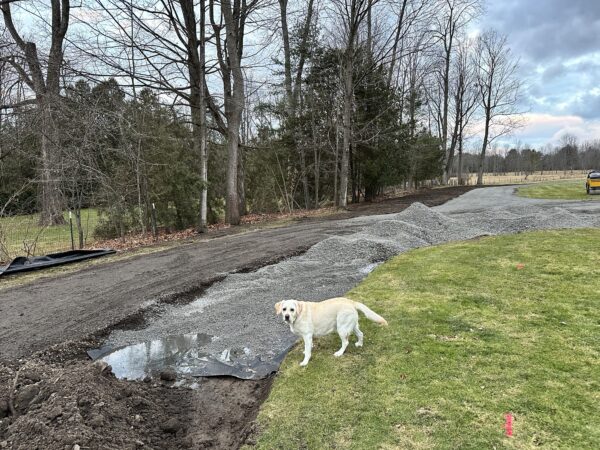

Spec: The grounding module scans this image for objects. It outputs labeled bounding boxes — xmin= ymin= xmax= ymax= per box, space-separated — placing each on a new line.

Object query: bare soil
xmin=0 ymin=186 xmax=475 ymax=450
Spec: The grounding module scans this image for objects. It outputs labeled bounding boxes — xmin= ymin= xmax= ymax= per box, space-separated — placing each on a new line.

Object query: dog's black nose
xmin=284 ymin=315 xmax=290 ymax=321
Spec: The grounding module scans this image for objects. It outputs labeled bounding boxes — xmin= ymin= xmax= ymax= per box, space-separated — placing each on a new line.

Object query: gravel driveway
xmin=436 ymin=185 xmax=600 ymax=213
xmin=0 ymin=187 xmax=473 ymax=361
xmin=97 ymin=186 xmax=600 ymax=379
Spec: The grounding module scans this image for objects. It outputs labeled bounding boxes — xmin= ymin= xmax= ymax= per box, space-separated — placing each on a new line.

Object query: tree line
xmin=460 ymin=137 xmax=600 ymax=177
xmin=0 ymin=0 xmax=550 ymax=237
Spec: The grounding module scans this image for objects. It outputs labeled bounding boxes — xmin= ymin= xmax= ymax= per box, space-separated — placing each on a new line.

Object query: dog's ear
xmin=296 ymin=301 xmax=303 ymax=316
xmin=274 ymin=301 xmax=283 ymax=315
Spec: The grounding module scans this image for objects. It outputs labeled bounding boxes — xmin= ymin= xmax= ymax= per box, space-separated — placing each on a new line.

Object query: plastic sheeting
xmin=0 ymin=249 xmax=116 ymax=276
xmin=88 ymin=332 xmax=296 ymax=381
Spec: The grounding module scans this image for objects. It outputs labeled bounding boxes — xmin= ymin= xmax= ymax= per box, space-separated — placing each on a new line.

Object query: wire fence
xmin=449 ymin=170 xmax=588 ymax=186
xmin=0 ymin=204 xmax=164 ymax=264
xmin=0 ymin=209 xmax=102 ymax=263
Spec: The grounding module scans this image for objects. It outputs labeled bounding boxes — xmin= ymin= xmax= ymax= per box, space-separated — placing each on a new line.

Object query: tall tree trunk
xmin=445 ymin=90 xmax=461 ymax=182
xmin=180 ymin=0 xmax=209 ymax=231
xmin=312 ymin=113 xmax=319 ymax=208
xmin=334 ymin=120 xmax=339 ymax=206
xmin=2 ymin=0 xmax=70 ymax=226
xmin=220 ymin=0 xmax=246 ymax=225
xmin=198 ymin=0 xmax=208 ymax=232
xmin=39 ymin=98 xmax=64 ymax=225
xmin=339 ymin=57 xmax=353 ymax=208
xmin=477 ymin=114 xmax=490 ymax=185
xmin=238 ymin=145 xmax=246 ymax=216
xmin=441 ymin=44 xmax=452 ymax=184
xmin=387 ymin=0 xmax=408 ymax=88
xmin=280 ymin=0 xmax=315 ymax=209
xmin=366 ymin=0 xmax=372 ymax=52
xmin=279 ymin=0 xmax=293 ymax=111
xmin=457 ymin=126 xmax=464 ymax=185
xmin=300 ymin=146 xmax=310 ymax=209
xmin=225 ymin=104 xmax=241 ymax=225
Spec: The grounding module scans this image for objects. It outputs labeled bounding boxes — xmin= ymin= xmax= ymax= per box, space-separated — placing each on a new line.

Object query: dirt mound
xmin=0 ymin=350 xmax=271 ymax=450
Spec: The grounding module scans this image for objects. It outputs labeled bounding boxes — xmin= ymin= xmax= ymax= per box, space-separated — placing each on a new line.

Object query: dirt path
xmin=0 ymin=186 xmax=476 ymax=450
xmin=0 ymin=186 xmax=474 ymax=362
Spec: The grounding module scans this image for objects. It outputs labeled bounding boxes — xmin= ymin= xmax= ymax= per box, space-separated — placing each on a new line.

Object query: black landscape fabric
xmin=0 ymin=249 xmax=116 ymax=276
xmin=88 ymin=341 xmax=296 ymax=381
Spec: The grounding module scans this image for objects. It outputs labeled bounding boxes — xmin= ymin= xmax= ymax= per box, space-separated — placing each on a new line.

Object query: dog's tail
xmin=353 ymin=301 xmax=388 ymax=326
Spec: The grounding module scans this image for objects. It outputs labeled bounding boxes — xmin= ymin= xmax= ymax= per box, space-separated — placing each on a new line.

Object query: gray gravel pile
xmin=100 ymin=200 xmax=598 ymax=379
xmin=303 ymin=234 xmax=405 ymax=263
xmin=392 ymin=202 xmax=490 ymax=243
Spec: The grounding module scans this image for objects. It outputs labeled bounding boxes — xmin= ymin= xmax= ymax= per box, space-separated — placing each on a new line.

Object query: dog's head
xmin=275 ymin=299 xmax=302 ymax=324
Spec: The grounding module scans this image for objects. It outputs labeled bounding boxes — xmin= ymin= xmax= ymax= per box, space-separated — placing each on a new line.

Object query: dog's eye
xmin=283 ymin=308 xmax=287 ymax=311
xmin=290 ymin=308 xmax=295 ymax=312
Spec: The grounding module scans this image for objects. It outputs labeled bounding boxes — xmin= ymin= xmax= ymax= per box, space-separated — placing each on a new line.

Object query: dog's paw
xmin=333 ymin=351 xmax=344 ymax=357
xmin=299 ymin=360 xmax=309 ymax=367
xmin=355 ymin=342 xmax=363 ymax=347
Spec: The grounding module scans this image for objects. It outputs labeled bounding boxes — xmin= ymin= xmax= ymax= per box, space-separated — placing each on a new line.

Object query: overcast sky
xmin=476 ymin=0 xmax=600 ymax=149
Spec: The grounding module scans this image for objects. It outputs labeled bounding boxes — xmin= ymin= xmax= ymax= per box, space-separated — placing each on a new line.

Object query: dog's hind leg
xmin=353 ymin=324 xmax=364 ymax=347
xmin=334 ymin=331 xmax=349 ymax=357
xmin=334 ymin=312 xmax=355 ymax=357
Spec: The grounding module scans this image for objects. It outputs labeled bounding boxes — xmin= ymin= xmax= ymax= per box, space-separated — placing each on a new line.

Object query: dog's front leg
xmin=300 ymin=334 xmax=313 ymax=366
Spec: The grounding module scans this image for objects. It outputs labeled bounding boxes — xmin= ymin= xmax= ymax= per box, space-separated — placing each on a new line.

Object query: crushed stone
xmin=101 ymin=200 xmax=599 ymax=377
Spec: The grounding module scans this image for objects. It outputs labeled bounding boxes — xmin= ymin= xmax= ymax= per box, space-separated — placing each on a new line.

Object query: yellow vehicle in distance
xmin=586 ymin=171 xmax=600 ymax=195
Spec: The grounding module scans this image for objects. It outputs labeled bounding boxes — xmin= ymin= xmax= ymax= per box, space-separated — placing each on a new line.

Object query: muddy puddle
xmin=88 ymin=332 xmax=294 ymax=381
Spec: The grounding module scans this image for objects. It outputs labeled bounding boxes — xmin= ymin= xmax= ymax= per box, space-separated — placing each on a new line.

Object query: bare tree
xmin=209 ymin=0 xmax=259 ymax=225
xmin=279 ymin=0 xmax=316 ymax=208
xmin=180 ymin=0 xmax=209 ymax=231
xmin=87 ymin=0 xmax=217 ymax=229
xmin=1 ymin=0 xmax=70 ymax=225
xmin=330 ymin=0 xmax=375 ymax=208
xmin=432 ymin=0 xmax=481 ymax=184
xmin=386 ymin=0 xmax=431 ymax=90
xmin=449 ymin=37 xmax=477 ymax=184
xmin=474 ymin=29 xmax=522 ymax=185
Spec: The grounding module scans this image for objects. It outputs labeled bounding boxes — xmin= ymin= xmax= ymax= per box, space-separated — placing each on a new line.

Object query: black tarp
xmin=87 ymin=336 xmax=296 ymax=381
xmin=0 ymin=249 xmax=116 ymax=276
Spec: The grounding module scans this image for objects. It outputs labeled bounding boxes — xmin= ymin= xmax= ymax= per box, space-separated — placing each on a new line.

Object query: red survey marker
xmin=505 ymin=413 xmax=513 ymax=437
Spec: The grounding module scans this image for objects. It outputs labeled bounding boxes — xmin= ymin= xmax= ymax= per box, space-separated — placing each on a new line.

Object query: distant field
xmin=517 ymin=179 xmax=598 ymax=201
xmin=0 ymin=209 xmax=101 ymax=262
xmin=448 ymin=170 xmax=589 ymax=186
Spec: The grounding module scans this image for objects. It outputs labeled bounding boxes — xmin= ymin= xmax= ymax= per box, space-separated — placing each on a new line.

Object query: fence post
xmin=151 ymin=203 xmax=158 ymax=241
xmin=69 ymin=211 xmax=74 ymax=251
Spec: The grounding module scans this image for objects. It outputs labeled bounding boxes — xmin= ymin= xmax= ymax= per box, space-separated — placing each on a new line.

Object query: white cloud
xmin=468 ymin=113 xmax=600 ymax=148
xmin=476 ymin=0 xmax=600 ymax=145
xmin=501 ymin=113 xmax=600 ymax=147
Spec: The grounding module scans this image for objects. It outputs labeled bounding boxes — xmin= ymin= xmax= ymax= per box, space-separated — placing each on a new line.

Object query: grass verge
xmin=250 ymin=229 xmax=600 ymax=449
xmin=517 ymin=179 xmax=597 ymax=200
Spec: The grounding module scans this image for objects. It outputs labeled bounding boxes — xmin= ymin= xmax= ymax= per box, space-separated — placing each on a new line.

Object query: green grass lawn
xmin=0 ymin=209 xmax=101 ymax=260
xmin=517 ymin=179 xmax=598 ymax=200
xmin=250 ymin=229 xmax=600 ymax=449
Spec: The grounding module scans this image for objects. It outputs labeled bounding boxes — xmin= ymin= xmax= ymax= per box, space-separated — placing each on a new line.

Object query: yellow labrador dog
xmin=275 ymin=297 xmax=388 ymax=366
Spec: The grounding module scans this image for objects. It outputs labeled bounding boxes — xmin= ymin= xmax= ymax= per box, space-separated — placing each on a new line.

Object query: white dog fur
xmin=275 ymin=297 xmax=388 ymax=366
